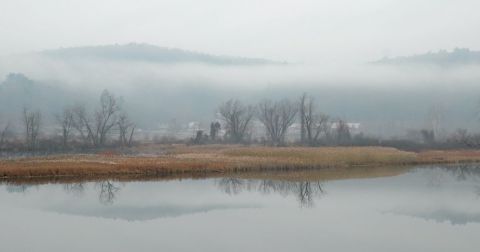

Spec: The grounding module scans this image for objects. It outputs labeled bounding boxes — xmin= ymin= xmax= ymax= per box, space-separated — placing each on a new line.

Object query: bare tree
xmin=72 ymin=104 xmax=92 ymax=145
xmin=218 ymin=99 xmax=254 ymax=143
xmin=117 ymin=112 xmax=135 ymax=147
xmin=300 ymin=95 xmax=330 ymax=146
xmin=0 ymin=122 xmax=11 ymax=148
xmin=420 ymin=129 xmax=435 ymax=144
xmin=334 ymin=119 xmax=351 ymax=145
xmin=426 ymin=105 xmax=444 ymax=141
xmin=210 ymin=121 xmax=221 ymax=141
xmin=451 ymin=129 xmax=480 ymax=148
xmin=96 ymin=90 xmax=120 ymax=146
xmin=299 ymin=93 xmax=307 ymax=143
xmin=23 ymin=107 xmax=41 ymax=150
xmin=72 ymin=90 xmax=120 ymax=147
xmin=257 ymin=99 xmax=298 ymax=146
xmin=306 ymin=113 xmax=330 ymax=145
xmin=56 ymin=107 xmax=75 ymax=148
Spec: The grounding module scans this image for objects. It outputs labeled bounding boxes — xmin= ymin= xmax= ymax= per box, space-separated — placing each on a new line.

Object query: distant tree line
xmin=0 ymin=89 xmax=136 ymax=154
xmin=191 ymin=93 xmax=480 ymax=150
xmin=192 ymin=93 xmax=348 ymax=146
xmin=2 ymin=90 xmax=480 ymax=154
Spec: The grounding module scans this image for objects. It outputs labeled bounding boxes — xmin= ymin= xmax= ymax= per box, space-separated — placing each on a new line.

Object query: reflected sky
xmin=1 ymin=165 xmax=480 ymax=252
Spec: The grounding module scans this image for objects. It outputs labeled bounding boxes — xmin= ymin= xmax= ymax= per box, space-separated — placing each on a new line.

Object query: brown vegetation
xmin=2 ymin=145 xmax=480 ymax=180
xmin=1 ymin=165 xmax=411 ymax=187
xmin=416 ymin=150 xmax=480 ymax=163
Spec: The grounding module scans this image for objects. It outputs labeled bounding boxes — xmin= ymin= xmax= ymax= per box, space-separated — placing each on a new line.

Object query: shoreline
xmin=1 ymin=145 xmax=480 ymax=181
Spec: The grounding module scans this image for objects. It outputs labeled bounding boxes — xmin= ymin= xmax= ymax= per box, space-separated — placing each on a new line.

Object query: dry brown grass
xmin=416 ymin=150 xmax=480 ymax=163
xmin=1 ymin=145 xmax=480 ymax=179
xmin=221 ymin=146 xmax=417 ymax=167
xmin=1 ymin=166 xmax=411 ymax=186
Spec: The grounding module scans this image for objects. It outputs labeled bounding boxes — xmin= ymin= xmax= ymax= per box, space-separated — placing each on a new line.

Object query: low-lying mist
xmin=1 ymin=52 xmax=480 ymax=138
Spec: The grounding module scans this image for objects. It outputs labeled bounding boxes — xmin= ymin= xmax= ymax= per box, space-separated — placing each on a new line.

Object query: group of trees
xmin=218 ymin=99 xmax=255 ymax=143
xmin=6 ymin=89 xmax=480 ymax=152
xmin=257 ymin=99 xmax=297 ymax=146
xmin=0 ymin=123 xmax=12 ymax=149
xmin=0 ymin=90 xmax=136 ymax=152
xmin=23 ymin=108 xmax=42 ymax=150
xmin=216 ymin=93 xmax=343 ymax=146
xmin=68 ymin=90 xmax=134 ymax=148
xmin=299 ymin=94 xmax=332 ymax=145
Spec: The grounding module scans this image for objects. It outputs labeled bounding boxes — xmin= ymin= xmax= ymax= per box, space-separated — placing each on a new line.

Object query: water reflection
xmin=449 ymin=164 xmax=480 ymax=181
xmin=96 ymin=180 xmax=121 ymax=205
xmin=4 ymin=180 xmax=121 ymax=204
xmin=217 ymin=178 xmax=324 ymax=207
xmin=3 ymin=165 xmax=480 ymax=252
xmin=5 ymin=184 xmax=31 ymax=193
xmin=63 ymin=183 xmax=85 ymax=197
xmin=384 ymin=164 xmax=480 ymax=225
xmin=3 ymin=164 xmax=480 ymax=220
xmin=217 ymin=178 xmax=245 ymax=195
xmin=432 ymin=164 xmax=480 ymax=182
xmin=423 ymin=164 xmax=480 ymax=188
xmin=390 ymin=209 xmax=480 ymax=225
xmin=47 ymin=204 xmax=258 ymax=221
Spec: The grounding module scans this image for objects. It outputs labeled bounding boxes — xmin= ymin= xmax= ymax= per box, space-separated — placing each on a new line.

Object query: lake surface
xmin=1 ymin=165 xmax=480 ymax=251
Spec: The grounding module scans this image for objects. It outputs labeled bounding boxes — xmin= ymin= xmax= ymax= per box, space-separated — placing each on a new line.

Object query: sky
xmin=1 ymin=0 xmax=479 ymax=63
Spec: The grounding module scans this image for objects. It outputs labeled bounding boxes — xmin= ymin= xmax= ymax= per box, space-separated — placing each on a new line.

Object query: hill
xmin=372 ymin=48 xmax=480 ymax=66
xmin=41 ymin=43 xmax=283 ymax=65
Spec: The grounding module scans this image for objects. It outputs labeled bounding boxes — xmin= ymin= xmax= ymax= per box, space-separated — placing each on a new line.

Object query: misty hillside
xmin=2 ymin=45 xmax=480 ymax=137
xmin=2 ymin=71 xmax=480 ymax=138
xmin=373 ymin=48 xmax=480 ymax=66
xmin=41 ymin=43 xmax=282 ymax=65
xmin=0 ymin=73 xmax=91 ymax=123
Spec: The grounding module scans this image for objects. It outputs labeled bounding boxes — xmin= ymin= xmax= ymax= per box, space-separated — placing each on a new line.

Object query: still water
xmin=1 ymin=165 xmax=480 ymax=251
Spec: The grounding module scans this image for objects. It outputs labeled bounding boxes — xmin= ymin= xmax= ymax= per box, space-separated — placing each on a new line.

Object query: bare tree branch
xmin=218 ymin=99 xmax=254 ymax=143
xmin=72 ymin=90 xmax=120 ymax=147
xmin=257 ymin=99 xmax=297 ymax=146
xmin=56 ymin=106 xmax=75 ymax=148
xmin=23 ymin=107 xmax=41 ymax=151
xmin=117 ymin=112 xmax=135 ymax=147
xmin=0 ymin=122 xmax=11 ymax=148
xmin=299 ymin=95 xmax=330 ymax=146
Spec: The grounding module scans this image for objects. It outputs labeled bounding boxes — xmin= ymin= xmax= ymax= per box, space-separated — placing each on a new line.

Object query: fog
xmin=1 ymin=0 xmax=480 ymax=140
xmin=5 ymin=53 xmax=480 ymax=89
xmin=2 ymin=0 xmax=480 ymax=63
xmin=1 ymin=49 xmax=480 ymax=139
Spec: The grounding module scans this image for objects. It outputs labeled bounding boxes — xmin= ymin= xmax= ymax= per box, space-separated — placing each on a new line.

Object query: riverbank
xmin=1 ymin=145 xmax=480 ymax=179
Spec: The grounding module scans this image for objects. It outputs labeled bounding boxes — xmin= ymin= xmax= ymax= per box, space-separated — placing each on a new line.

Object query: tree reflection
xmin=296 ymin=181 xmax=324 ymax=208
xmin=96 ymin=180 xmax=120 ymax=205
xmin=422 ymin=164 xmax=480 ymax=198
xmin=217 ymin=178 xmax=244 ymax=195
xmin=63 ymin=183 xmax=85 ymax=197
xmin=450 ymin=164 xmax=480 ymax=182
xmin=5 ymin=184 xmax=30 ymax=193
xmin=217 ymin=178 xmax=325 ymax=207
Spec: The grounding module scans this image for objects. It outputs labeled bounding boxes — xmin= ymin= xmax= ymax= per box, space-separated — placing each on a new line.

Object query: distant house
xmin=187 ymin=121 xmax=201 ymax=131
xmin=331 ymin=122 xmax=361 ymax=130
xmin=331 ymin=122 xmax=361 ymax=135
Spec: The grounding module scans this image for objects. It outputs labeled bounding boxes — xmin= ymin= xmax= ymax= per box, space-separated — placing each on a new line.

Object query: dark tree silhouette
xmin=218 ymin=99 xmax=254 ymax=143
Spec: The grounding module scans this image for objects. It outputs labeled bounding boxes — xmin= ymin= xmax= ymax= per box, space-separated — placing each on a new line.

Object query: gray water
xmin=1 ymin=165 xmax=480 ymax=251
